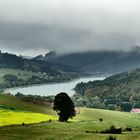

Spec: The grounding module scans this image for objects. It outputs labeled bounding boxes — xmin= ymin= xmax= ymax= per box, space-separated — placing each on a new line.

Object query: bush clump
xmin=101 ymin=125 xmax=122 ymax=134
xmin=123 ymin=127 xmax=132 ymax=132
xmin=106 ymin=135 xmax=116 ymax=140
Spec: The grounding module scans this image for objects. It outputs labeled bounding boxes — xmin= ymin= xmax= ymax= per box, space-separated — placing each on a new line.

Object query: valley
xmin=0 ymin=93 xmax=140 ymax=140
xmin=0 ymin=51 xmax=140 ymax=140
xmin=1 ymin=1 xmax=140 ymax=139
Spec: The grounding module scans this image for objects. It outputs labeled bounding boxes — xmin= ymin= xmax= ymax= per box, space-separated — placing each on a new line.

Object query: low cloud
xmin=0 ymin=0 xmax=140 ymax=56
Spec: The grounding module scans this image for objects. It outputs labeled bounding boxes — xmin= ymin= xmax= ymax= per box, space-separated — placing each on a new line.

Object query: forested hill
xmin=73 ymin=69 xmax=140 ymax=111
xmin=0 ymin=51 xmax=78 ymax=90
xmin=0 ymin=51 xmax=77 ymax=75
xmin=35 ymin=46 xmax=140 ymax=74
xmin=0 ymin=51 xmax=24 ymax=69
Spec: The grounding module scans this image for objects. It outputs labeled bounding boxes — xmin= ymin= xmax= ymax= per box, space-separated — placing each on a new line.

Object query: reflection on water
xmin=8 ymin=77 xmax=106 ymax=96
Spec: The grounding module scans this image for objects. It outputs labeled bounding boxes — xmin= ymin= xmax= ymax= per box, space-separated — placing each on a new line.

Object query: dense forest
xmin=73 ymin=69 xmax=140 ymax=111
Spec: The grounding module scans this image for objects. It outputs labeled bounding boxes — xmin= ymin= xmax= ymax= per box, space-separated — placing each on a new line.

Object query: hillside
xmin=0 ymin=93 xmax=140 ymax=140
xmin=35 ymin=47 xmax=140 ymax=75
xmin=0 ymin=51 xmax=79 ymax=90
xmin=0 ymin=51 xmax=78 ymax=74
xmin=0 ymin=93 xmax=56 ymax=115
xmin=73 ymin=68 xmax=140 ymax=111
xmin=0 ymin=93 xmax=57 ymax=127
xmin=1 ymin=50 xmax=79 ymax=73
xmin=0 ymin=108 xmax=140 ymax=140
xmin=0 ymin=68 xmax=73 ymax=90
xmin=0 ymin=68 xmax=44 ymax=90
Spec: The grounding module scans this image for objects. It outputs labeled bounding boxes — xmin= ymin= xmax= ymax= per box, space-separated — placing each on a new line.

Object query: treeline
xmin=15 ymin=92 xmax=54 ymax=105
xmin=73 ymin=69 xmax=140 ymax=111
xmin=0 ymin=51 xmax=24 ymax=69
xmin=0 ymin=73 xmax=76 ymax=89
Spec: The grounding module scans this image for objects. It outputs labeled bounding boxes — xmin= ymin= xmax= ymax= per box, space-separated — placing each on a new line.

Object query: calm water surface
xmin=8 ymin=77 xmax=106 ymax=96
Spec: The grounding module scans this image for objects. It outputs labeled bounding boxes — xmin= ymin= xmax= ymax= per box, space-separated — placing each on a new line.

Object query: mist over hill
xmin=33 ymin=46 xmax=140 ymax=75
xmin=0 ymin=50 xmax=76 ymax=74
xmin=2 ymin=46 xmax=140 ymax=78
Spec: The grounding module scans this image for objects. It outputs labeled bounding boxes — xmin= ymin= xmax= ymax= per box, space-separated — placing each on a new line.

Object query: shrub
xmin=106 ymin=135 xmax=116 ymax=140
xmin=123 ymin=127 xmax=132 ymax=132
xmin=99 ymin=118 xmax=103 ymax=122
xmin=101 ymin=125 xmax=122 ymax=134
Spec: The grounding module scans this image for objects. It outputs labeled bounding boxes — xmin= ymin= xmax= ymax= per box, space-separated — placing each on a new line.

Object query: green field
xmin=0 ymin=109 xmax=57 ymax=127
xmin=0 ymin=107 xmax=140 ymax=140
xmin=0 ymin=68 xmax=42 ymax=84
xmin=0 ymin=93 xmax=140 ymax=140
xmin=0 ymin=94 xmax=56 ymax=115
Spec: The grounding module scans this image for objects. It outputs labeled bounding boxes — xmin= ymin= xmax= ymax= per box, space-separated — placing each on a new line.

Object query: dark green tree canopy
xmin=53 ymin=92 xmax=76 ymax=122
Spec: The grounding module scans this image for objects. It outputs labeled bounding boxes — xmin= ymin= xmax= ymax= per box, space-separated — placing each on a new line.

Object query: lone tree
xmin=53 ymin=92 xmax=76 ymax=122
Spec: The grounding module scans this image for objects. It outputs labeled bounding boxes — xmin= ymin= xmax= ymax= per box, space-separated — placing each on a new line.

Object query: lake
xmin=8 ymin=77 xmax=106 ymax=96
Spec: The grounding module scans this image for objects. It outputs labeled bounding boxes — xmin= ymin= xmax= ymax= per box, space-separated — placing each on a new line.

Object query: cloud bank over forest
xmin=0 ymin=0 xmax=140 ymax=56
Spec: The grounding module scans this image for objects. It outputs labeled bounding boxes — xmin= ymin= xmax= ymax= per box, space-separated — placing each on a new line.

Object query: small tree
xmin=121 ymin=102 xmax=132 ymax=112
xmin=53 ymin=92 xmax=76 ymax=122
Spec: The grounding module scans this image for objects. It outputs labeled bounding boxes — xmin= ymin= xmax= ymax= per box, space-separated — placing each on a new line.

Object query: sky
xmin=0 ymin=0 xmax=140 ymax=56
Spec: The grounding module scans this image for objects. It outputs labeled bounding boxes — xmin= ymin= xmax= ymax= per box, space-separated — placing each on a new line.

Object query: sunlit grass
xmin=0 ymin=108 xmax=140 ymax=140
xmin=74 ymin=108 xmax=140 ymax=129
xmin=0 ymin=109 xmax=57 ymax=126
xmin=0 ymin=94 xmax=57 ymax=115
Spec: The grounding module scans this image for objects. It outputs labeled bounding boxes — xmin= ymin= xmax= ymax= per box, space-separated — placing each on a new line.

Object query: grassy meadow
xmin=0 ymin=94 xmax=56 ymax=115
xmin=0 ymin=107 xmax=140 ymax=140
xmin=0 ymin=109 xmax=57 ymax=127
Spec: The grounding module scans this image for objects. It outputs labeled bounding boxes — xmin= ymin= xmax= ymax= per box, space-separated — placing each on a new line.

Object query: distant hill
xmin=34 ymin=46 xmax=140 ymax=75
xmin=33 ymin=51 xmax=57 ymax=62
xmin=0 ymin=51 xmax=72 ymax=75
xmin=0 ymin=51 xmax=24 ymax=69
xmin=0 ymin=51 xmax=79 ymax=89
xmin=73 ymin=68 xmax=140 ymax=111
